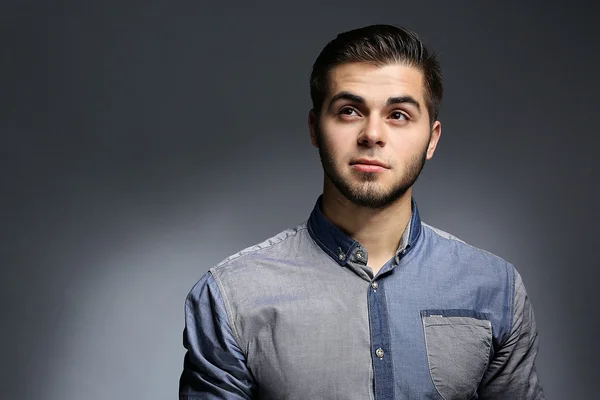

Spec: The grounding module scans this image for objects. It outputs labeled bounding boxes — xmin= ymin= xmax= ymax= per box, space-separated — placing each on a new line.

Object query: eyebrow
xmin=328 ymin=91 xmax=421 ymax=112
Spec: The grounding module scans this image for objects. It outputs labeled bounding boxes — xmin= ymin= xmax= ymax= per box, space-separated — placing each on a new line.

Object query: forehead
xmin=327 ymin=62 xmax=425 ymax=104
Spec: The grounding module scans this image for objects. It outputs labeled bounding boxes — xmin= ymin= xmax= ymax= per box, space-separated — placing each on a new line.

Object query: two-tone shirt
xmin=179 ymin=196 xmax=545 ymax=399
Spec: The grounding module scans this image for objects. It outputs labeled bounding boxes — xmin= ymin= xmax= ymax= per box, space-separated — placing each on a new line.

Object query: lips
xmin=350 ymin=159 xmax=390 ymax=173
xmin=350 ymin=159 xmax=390 ymax=169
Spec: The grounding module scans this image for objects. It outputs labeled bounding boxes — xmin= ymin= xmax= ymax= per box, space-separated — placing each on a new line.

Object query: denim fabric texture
xmin=179 ymin=196 xmax=545 ymax=399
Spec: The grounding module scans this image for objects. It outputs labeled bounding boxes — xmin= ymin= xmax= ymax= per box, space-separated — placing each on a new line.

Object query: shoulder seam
xmin=209 ymin=269 xmax=246 ymax=355
xmin=421 ymin=222 xmax=466 ymax=243
xmin=214 ymin=224 xmax=308 ymax=270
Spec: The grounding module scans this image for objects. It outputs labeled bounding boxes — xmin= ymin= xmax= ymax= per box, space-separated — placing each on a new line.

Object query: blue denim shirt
xmin=179 ymin=197 xmax=544 ymax=399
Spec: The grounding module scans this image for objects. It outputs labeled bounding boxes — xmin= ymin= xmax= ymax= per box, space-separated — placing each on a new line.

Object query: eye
xmin=390 ymin=111 xmax=409 ymax=120
xmin=338 ymin=107 xmax=359 ymax=116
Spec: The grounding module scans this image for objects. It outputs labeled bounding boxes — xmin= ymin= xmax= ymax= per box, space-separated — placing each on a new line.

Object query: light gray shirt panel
xmin=211 ymin=224 xmax=375 ymax=400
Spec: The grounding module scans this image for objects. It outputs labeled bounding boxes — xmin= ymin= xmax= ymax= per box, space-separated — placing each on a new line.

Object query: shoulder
xmin=187 ymin=222 xmax=311 ymax=302
xmin=421 ymin=221 xmax=514 ymax=271
xmin=210 ymin=221 xmax=310 ymax=276
xmin=418 ymin=221 xmax=517 ymax=296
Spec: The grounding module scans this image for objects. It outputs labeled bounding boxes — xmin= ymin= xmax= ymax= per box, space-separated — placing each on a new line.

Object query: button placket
xmin=367 ymin=275 xmax=393 ymax=396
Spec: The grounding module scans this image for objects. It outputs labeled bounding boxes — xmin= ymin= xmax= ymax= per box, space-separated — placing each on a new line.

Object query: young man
xmin=179 ymin=25 xmax=545 ymax=399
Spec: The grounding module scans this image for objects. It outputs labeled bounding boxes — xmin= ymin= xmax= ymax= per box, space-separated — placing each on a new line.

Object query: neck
xmin=320 ymin=182 xmax=413 ymax=271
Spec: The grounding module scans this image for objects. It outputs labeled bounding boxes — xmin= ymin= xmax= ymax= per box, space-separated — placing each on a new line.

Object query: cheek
xmin=391 ymin=129 xmax=430 ymax=152
xmin=388 ymin=139 xmax=428 ymax=166
xmin=319 ymin=127 xmax=353 ymax=156
xmin=321 ymin=139 xmax=344 ymax=162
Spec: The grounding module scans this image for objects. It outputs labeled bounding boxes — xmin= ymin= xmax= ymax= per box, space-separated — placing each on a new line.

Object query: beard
xmin=316 ymin=129 xmax=428 ymax=209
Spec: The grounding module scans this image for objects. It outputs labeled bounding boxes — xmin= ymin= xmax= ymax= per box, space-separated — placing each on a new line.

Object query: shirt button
xmin=371 ymin=281 xmax=378 ymax=290
xmin=356 ymin=251 xmax=364 ymax=260
xmin=376 ymin=348 xmax=384 ymax=359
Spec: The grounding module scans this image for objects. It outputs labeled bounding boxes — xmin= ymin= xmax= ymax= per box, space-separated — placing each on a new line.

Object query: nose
xmin=358 ymin=116 xmax=385 ymax=147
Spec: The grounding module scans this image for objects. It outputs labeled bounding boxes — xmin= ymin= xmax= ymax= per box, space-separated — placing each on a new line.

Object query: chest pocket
xmin=421 ymin=309 xmax=492 ymax=400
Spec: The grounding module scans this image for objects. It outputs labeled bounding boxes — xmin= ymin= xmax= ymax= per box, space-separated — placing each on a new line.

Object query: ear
xmin=426 ymin=121 xmax=442 ymax=160
xmin=308 ymin=109 xmax=319 ymax=148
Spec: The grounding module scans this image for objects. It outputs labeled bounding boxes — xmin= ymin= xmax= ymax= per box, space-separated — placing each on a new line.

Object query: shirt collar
xmin=306 ymin=195 xmax=422 ymax=267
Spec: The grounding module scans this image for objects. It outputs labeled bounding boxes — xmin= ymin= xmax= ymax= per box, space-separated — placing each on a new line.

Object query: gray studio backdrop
xmin=2 ymin=2 xmax=598 ymax=399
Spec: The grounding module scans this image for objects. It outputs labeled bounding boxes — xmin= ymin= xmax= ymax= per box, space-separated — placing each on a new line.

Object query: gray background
xmin=2 ymin=1 xmax=598 ymax=399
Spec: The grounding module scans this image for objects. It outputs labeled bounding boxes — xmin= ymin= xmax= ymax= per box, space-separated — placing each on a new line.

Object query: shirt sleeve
xmin=478 ymin=269 xmax=545 ymax=399
xmin=179 ymin=271 xmax=255 ymax=399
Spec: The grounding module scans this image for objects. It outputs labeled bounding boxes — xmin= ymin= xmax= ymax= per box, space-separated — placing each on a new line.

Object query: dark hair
xmin=309 ymin=24 xmax=443 ymax=124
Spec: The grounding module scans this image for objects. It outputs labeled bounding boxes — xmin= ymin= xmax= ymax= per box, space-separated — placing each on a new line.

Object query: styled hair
xmin=309 ymin=24 xmax=443 ymax=124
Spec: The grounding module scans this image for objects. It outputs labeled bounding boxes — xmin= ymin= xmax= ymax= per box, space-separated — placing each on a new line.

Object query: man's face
xmin=309 ymin=62 xmax=441 ymax=209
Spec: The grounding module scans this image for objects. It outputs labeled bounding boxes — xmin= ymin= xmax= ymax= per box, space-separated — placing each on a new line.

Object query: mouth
xmin=349 ymin=159 xmax=390 ymax=173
